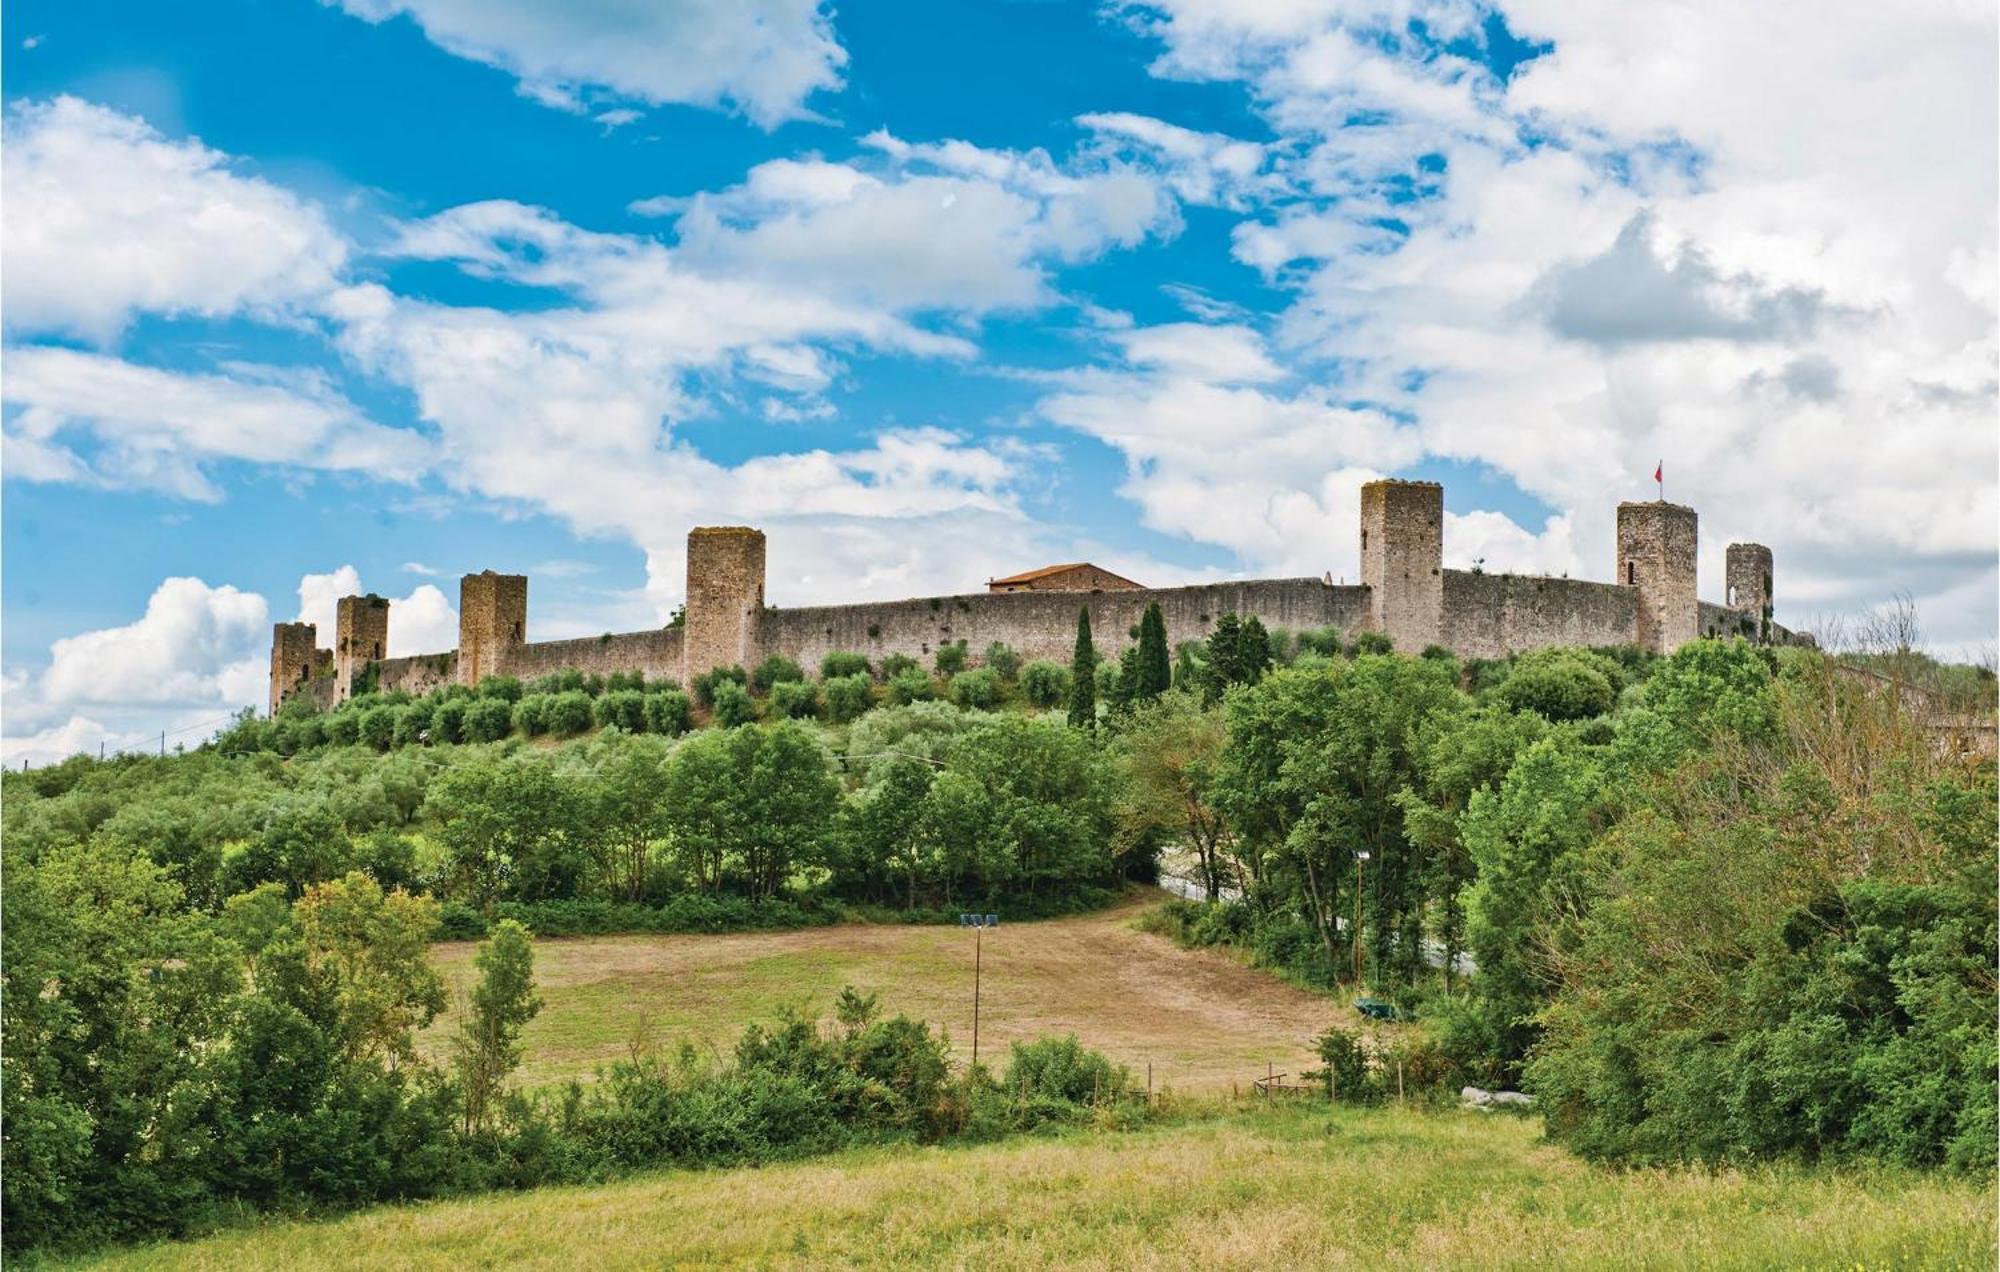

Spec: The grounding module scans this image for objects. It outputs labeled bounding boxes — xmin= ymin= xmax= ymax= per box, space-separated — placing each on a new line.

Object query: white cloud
xmin=1121 ymin=0 xmax=1998 ymax=646
xmin=294 ymin=566 xmax=461 ymax=657
xmin=1076 ymin=111 xmax=1274 ymax=208
xmin=34 ymin=577 xmax=269 ymax=713
xmin=662 ymin=137 xmax=1180 ymax=314
xmin=2 ymin=346 xmax=429 ymax=500
xmin=326 ymin=0 xmax=846 ymax=128
xmin=1 ymin=96 xmax=346 ymax=342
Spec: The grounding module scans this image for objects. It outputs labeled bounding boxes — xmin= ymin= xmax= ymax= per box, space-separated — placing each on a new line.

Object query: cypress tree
xmin=1241 ymin=616 xmax=1273 ymax=683
xmin=1136 ymin=601 xmax=1171 ymax=700
xmin=1204 ymin=613 xmax=1243 ymax=701
xmin=1068 ymin=607 xmax=1097 ymax=728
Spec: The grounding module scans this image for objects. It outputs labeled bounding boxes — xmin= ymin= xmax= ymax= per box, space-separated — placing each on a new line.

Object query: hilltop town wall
xmin=756 ymin=579 xmax=1372 ymax=673
xmin=1441 ymin=571 xmax=1639 ymax=660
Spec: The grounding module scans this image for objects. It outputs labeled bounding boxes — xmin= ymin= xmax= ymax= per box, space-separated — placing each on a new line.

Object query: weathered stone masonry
xmin=271 ymin=477 xmax=1801 ymax=711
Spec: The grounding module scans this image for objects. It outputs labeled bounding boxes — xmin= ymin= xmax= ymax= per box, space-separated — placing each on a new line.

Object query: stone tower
xmin=458 ymin=570 xmax=528 ymax=687
xmin=683 ymin=527 xmax=766 ymax=685
xmin=269 ymin=622 xmax=318 ymax=714
xmin=1726 ymin=543 xmax=1773 ymax=641
xmin=334 ymin=595 xmax=390 ymax=702
xmin=1359 ymin=479 xmax=1444 ymax=652
xmin=1617 ymin=501 xmax=1698 ymax=654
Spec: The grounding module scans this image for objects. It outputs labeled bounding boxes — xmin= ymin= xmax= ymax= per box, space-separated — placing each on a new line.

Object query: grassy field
xmin=422 ymin=891 xmax=1342 ymax=1092
xmin=72 ymin=1104 xmax=1996 ymax=1270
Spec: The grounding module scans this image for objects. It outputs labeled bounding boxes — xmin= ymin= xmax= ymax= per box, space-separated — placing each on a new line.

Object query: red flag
xmin=1653 ymin=461 xmax=1662 ymax=484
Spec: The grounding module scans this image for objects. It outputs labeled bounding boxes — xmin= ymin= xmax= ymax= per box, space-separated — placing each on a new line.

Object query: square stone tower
xmin=1726 ymin=543 xmax=1774 ymax=641
xmin=1617 ymin=502 xmax=1698 ymax=654
xmin=334 ymin=595 xmax=390 ymax=701
xmin=269 ymin=621 xmax=319 ymax=714
xmin=683 ymin=527 xmax=766 ymax=685
xmin=1359 ymin=479 xmax=1444 ymax=652
xmin=458 ymin=571 xmax=528 ymax=687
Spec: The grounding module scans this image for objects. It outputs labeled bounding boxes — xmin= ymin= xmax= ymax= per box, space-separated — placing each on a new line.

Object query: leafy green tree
xmin=1115 ymin=692 xmax=1232 ymax=900
xmin=593 ymin=689 xmax=648 ymax=732
xmin=463 ymin=696 xmax=516 ymax=742
xmin=710 ymin=678 xmax=759 ymax=726
xmin=769 ymin=679 xmax=821 ymax=719
xmin=1493 ymin=648 xmax=1619 ymax=721
xmin=837 ymin=756 xmax=937 ymax=907
xmin=983 ymin=642 xmax=1020 ymax=679
xmin=1068 ymin=608 xmax=1097 ymax=729
xmin=642 ymin=688 xmax=692 ymax=735
xmin=661 ymin=723 xmax=840 ymax=899
xmin=934 ymin=641 xmax=969 ymax=675
xmin=294 ymin=871 xmax=445 ymax=1068
xmin=452 ymin=919 xmax=541 ymax=1133
xmin=950 ymin=667 xmax=1002 ymax=710
xmin=885 ymin=667 xmax=937 ymax=705
xmin=425 ymin=758 xmax=593 ymax=906
xmin=751 ymin=655 xmax=805 ymax=692
xmin=590 ymin=734 xmax=673 ymax=900
xmin=823 ymin=672 xmax=874 ymax=723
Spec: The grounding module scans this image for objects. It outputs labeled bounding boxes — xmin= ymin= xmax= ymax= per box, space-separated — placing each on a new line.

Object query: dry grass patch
xmin=423 ymin=892 xmax=1341 ymax=1092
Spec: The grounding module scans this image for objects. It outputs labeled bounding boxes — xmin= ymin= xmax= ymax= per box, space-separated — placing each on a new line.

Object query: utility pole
xmin=1352 ymin=851 xmax=1370 ymax=983
xmin=960 ymin=912 xmax=999 ymax=1067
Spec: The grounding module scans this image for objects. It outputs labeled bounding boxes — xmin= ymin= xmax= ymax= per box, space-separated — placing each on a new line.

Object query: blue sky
xmin=3 ymin=0 xmax=1994 ymax=762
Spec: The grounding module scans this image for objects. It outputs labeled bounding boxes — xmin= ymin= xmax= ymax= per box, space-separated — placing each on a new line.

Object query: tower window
xmin=1626 ymin=561 xmax=1637 ymax=585
xmin=1361 ymin=530 xmax=1369 ymax=551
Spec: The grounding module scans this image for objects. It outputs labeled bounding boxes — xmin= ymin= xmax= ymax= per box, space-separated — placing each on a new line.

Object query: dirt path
xmin=427 ymin=891 xmax=1345 ymax=1093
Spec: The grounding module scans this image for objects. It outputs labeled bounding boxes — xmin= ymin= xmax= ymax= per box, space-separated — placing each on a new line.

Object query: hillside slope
xmin=71 ymin=1107 xmax=1992 ymax=1270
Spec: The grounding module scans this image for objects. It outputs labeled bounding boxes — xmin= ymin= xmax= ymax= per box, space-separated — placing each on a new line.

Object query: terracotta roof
xmin=987 ymin=562 xmax=1144 ymax=589
xmin=989 ymin=562 xmax=1091 ymax=585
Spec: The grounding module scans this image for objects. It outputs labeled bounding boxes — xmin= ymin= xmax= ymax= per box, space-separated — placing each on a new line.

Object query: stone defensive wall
xmin=1440 ymin=570 xmax=1641 ymax=661
xmin=759 ymin=578 xmax=1371 ymax=673
xmin=269 ymin=476 xmax=1805 ymax=714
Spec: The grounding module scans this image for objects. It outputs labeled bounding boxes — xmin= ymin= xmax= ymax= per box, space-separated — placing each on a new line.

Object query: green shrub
xmin=511 ymin=694 xmax=551 ymax=737
xmin=1020 ymin=660 xmax=1071 ymax=708
xmin=546 ymin=690 xmax=595 ymax=736
xmin=463 ymin=696 xmax=516 ymax=743
xmin=710 ymin=678 xmax=758 ymax=726
xmin=885 ymin=668 xmax=937 ymax=705
xmin=692 ymin=665 xmax=748 ymax=707
xmin=1494 ymin=648 xmax=1618 ymax=721
xmin=769 ymin=679 xmax=820 ymax=719
xmin=824 ymin=673 xmax=874 ymax=723
xmin=983 ymin=642 xmax=1020 ymax=679
xmin=477 ymin=675 xmax=524 ymax=703
xmin=819 ymin=651 xmax=871 ymax=680
xmin=358 ymin=705 xmax=398 ymax=751
xmin=934 ymin=641 xmax=969 ymax=675
xmin=433 ymin=697 xmax=469 ymax=745
xmin=1002 ymin=1035 xmax=1130 ymax=1105
xmin=394 ymin=700 xmax=434 ymax=748
xmin=949 ymin=668 xmax=1002 ymax=710
xmin=604 ymin=670 xmax=645 ymax=693
xmin=324 ymin=709 xmax=361 ymax=746
xmin=1349 ymin=631 xmax=1394 ymax=656
xmin=880 ymin=653 xmax=920 ymax=679
xmin=642 ymin=689 xmax=691 ymax=736
xmin=752 ymin=655 xmax=806 ymax=692
xmin=1296 ymin=627 xmax=1342 ymax=657
xmin=594 ymin=689 xmax=648 ymax=732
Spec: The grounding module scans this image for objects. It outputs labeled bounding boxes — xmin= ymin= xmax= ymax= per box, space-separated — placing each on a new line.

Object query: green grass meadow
xmin=63 ymin=1104 xmax=1994 ymax=1270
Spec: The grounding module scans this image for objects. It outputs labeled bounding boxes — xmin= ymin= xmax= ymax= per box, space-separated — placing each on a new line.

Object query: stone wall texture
xmin=1360 ymin=479 xmax=1444 ymax=653
xmin=269 ymin=622 xmax=320 ymax=713
xmin=1726 ymin=542 xmax=1774 ymax=639
xmin=1441 ymin=571 xmax=1639 ymax=660
xmin=458 ymin=571 xmax=528 ymax=687
xmin=1617 ymin=501 xmax=1699 ymax=654
xmin=683 ymin=528 xmax=765 ymax=684
xmin=757 ymin=579 xmax=1372 ymax=673
xmin=334 ymin=595 xmax=390 ymax=702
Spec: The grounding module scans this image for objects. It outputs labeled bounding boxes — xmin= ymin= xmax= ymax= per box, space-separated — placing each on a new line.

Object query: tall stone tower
xmin=458 ymin=570 xmax=528 ymax=687
xmin=1359 ymin=479 xmax=1444 ymax=652
xmin=683 ymin=527 xmax=766 ymax=685
xmin=269 ymin=622 xmax=318 ymax=714
xmin=1726 ymin=542 xmax=1773 ymax=641
xmin=334 ymin=595 xmax=390 ymax=702
xmin=1617 ymin=502 xmax=1698 ymax=654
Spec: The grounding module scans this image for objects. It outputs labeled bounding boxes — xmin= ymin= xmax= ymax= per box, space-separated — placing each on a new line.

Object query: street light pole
xmin=1352 ymin=851 xmax=1370 ymax=984
xmin=960 ymin=912 xmax=999 ymax=1068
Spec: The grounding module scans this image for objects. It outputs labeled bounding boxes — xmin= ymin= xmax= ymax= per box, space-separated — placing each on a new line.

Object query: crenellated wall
xmin=757 ymin=579 xmax=1371 ymax=674
xmin=1441 ymin=571 xmax=1639 ymax=660
xmin=269 ymin=477 xmax=1800 ymax=714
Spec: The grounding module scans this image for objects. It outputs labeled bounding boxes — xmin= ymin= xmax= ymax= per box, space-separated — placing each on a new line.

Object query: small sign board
xmin=958 ymin=913 xmax=1000 ymax=928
